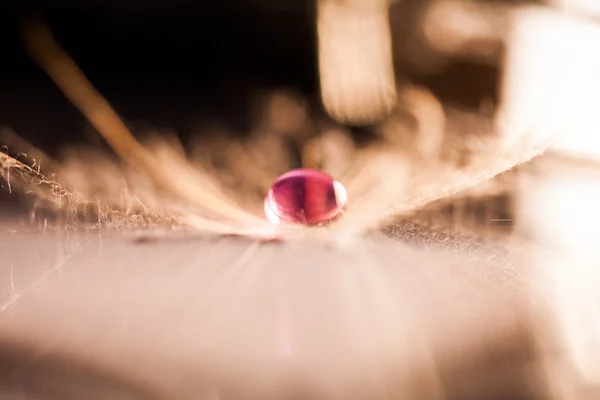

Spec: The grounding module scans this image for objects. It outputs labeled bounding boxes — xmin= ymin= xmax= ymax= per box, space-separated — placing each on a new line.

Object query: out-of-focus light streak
xmin=519 ymin=171 xmax=600 ymax=392
xmin=499 ymin=6 xmax=600 ymax=159
xmin=548 ymin=0 xmax=600 ymax=16
xmin=505 ymin=3 xmax=600 ymax=392
xmin=317 ymin=0 xmax=397 ymax=126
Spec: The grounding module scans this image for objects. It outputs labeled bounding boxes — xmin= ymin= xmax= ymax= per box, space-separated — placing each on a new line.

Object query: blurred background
xmin=0 ymin=0 xmax=499 ymax=148
xmin=1 ymin=0 xmax=318 ymax=148
xmin=0 ymin=0 xmax=503 ymax=224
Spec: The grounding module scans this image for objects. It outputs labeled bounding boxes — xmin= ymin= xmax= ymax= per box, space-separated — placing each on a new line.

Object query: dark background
xmin=0 ymin=0 xmax=318 ymax=152
xmin=0 ymin=0 xmax=501 ymax=152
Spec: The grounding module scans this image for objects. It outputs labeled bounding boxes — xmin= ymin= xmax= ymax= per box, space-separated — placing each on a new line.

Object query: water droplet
xmin=264 ymin=169 xmax=347 ymax=225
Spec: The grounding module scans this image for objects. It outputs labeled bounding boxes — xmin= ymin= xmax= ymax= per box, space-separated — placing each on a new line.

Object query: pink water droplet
xmin=264 ymin=169 xmax=348 ymax=225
